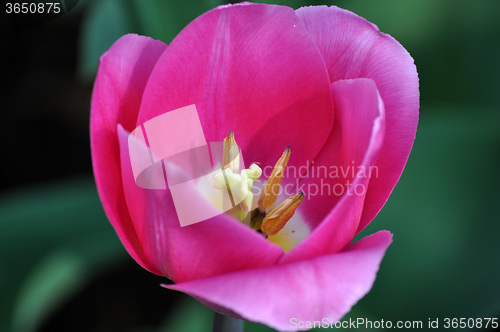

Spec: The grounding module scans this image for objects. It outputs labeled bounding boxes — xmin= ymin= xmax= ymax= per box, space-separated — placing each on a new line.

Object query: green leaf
xmin=78 ymin=0 xmax=135 ymax=80
xmin=0 ymin=177 xmax=125 ymax=332
xmin=11 ymin=233 xmax=125 ymax=332
xmin=157 ymin=295 xmax=212 ymax=332
xmin=78 ymin=0 xmax=218 ymax=81
xmin=358 ymin=106 xmax=500 ymax=325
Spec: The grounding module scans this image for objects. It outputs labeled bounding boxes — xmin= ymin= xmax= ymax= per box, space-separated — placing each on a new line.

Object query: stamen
xmin=214 ymin=134 xmax=263 ymax=223
xmin=261 ymin=192 xmax=304 ymax=236
xmin=257 ymin=146 xmax=291 ymax=212
xmin=222 ymin=131 xmax=240 ymax=173
xmin=213 ymin=131 xmax=307 ymax=250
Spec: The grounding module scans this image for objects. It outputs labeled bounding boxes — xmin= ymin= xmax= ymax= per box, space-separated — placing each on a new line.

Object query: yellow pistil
xmin=257 ymin=146 xmax=291 ymax=212
xmin=212 ymin=164 xmax=262 ymax=222
xmin=213 ymin=131 xmax=308 ymax=251
xmin=261 ymin=192 xmax=305 ymax=236
xmin=222 ymin=131 xmax=240 ymax=173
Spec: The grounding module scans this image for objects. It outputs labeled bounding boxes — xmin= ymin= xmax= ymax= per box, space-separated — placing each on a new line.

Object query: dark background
xmin=1 ymin=0 xmax=499 ymax=331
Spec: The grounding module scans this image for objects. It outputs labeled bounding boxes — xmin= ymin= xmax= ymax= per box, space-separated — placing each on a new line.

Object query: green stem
xmin=212 ymin=312 xmax=244 ymax=332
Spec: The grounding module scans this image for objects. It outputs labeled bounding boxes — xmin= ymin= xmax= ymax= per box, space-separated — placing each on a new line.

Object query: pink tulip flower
xmin=91 ymin=2 xmax=418 ymax=331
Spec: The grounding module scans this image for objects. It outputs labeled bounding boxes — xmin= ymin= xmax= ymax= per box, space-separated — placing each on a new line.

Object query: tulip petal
xmin=90 ymin=34 xmax=167 ymax=274
xmin=138 ymin=2 xmax=333 ymax=173
xmin=165 ymin=230 xmax=392 ymax=331
xmin=117 ymin=126 xmax=284 ymax=282
xmin=282 ymin=79 xmax=385 ymax=263
xmin=296 ymin=6 xmax=419 ymax=232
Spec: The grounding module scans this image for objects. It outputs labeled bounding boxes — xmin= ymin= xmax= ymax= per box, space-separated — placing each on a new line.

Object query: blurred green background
xmin=1 ymin=0 xmax=499 ymax=331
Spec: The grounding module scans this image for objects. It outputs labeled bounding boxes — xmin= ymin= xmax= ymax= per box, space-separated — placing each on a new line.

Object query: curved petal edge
xmin=296 ymin=5 xmax=419 ymax=233
xmin=164 ymin=230 xmax=393 ymax=331
xmin=90 ymin=34 xmax=167 ymax=274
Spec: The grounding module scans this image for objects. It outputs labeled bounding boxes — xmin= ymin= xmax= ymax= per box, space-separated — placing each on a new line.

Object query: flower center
xmin=212 ymin=131 xmax=309 ymax=251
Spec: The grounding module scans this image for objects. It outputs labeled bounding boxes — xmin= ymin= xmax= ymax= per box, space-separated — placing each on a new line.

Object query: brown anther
xmin=257 ymin=146 xmax=291 ymax=212
xmin=222 ymin=131 xmax=239 ymax=172
xmin=249 ymin=209 xmax=265 ymax=231
xmin=260 ymin=192 xmax=304 ymax=236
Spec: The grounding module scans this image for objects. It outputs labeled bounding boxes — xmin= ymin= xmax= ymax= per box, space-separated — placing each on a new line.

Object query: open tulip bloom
xmin=91 ymin=2 xmax=418 ymax=331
